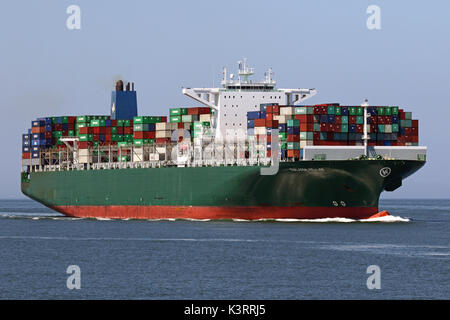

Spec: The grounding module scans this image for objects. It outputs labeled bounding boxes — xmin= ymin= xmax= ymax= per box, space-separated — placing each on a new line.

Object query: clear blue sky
xmin=0 ymin=0 xmax=449 ymax=198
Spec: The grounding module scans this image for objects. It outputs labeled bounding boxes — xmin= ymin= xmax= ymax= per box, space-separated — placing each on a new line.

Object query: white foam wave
xmin=360 ymin=215 xmax=410 ymax=223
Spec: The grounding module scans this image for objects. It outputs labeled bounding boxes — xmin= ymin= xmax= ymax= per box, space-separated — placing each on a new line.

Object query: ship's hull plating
xmin=21 ymin=160 xmax=425 ymax=220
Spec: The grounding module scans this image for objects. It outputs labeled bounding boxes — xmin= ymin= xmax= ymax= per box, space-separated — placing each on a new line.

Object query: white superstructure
xmin=183 ymin=58 xmax=317 ymax=141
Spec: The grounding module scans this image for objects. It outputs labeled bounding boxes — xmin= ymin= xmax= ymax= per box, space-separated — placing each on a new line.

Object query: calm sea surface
xmin=0 ymin=199 xmax=448 ymax=299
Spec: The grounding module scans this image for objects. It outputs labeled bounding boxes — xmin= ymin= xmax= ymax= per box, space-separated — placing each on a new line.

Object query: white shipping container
xmin=155 ymin=122 xmax=168 ymax=131
xmin=78 ymin=155 xmax=92 ymax=164
xmin=156 ymin=130 xmax=172 ymax=138
xmin=280 ymin=107 xmax=293 ymax=116
xmin=254 ymin=127 xmax=266 ymax=135
xmin=149 ymin=153 xmax=162 ymax=161
xmin=384 ymin=124 xmax=392 ymax=133
xmin=274 ymin=115 xmax=286 ymax=123
xmin=199 ymin=114 xmax=211 ymax=122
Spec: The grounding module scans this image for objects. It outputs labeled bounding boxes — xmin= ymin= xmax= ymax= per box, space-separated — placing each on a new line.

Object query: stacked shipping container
xmin=247 ymin=104 xmax=419 ymax=160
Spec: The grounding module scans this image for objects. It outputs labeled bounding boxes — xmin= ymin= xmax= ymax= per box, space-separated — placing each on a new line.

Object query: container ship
xmin=21 ymin=59 xmax=426 ymax=220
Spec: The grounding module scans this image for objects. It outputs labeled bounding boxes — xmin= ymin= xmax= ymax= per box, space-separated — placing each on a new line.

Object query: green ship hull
xmin=21 ymin=159 xmax=425 ymax=220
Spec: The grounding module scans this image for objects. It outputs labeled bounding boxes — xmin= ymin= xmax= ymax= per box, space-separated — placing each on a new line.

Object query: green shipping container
xmin=392 ymin=124 xmax=399 ymax=132
xmin=170 ymin=108 xmax=181 ymax=116
xmin=384 ymin=107 xmax=391 ymax=116
xmin=314 ymin=123 xmax=321 ymax=132
xmin=327 ymin=106 xmax=335 ymax=115
xmin=404 ymin=112 xmax=412 ymax=120
xmin=170 ymin=116 xmax=182 ymax=123
xmin=400 ymin=120 xmax=412 ymax=127
xmin=90 ymin=120 xmax=101 ymax=127
xmin=349 ymin=107 xmax=356 ymax=116
xmin=341 ymin=116 xmax=348 ymax=124
xmin=287 ymin=119 xmax=300 ymax=127
xmin=287 ymin=142 xmax=300 ymax=150
xmin=356 ymin=116 xmax=364 ymax=124
xmin=391 ymin=106 xmax=399 ymax=115
xmin=294 ymin=107 xmax=307 ymax=115
xmin=335 ymin=107 xmax=341 ymax=116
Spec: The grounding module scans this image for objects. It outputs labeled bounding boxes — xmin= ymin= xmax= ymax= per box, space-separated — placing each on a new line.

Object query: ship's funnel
xmin=111 ymin=79 xmax=137 ymax=120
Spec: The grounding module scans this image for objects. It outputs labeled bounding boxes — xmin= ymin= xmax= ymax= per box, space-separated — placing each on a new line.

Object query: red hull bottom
xmin=52 ymin=205 xmax=381 ymax=220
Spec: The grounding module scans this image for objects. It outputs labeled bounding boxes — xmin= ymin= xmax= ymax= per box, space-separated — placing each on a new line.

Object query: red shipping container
xmin=124 ymin=127 xmax=132 ymax=135
xmin=160 ymin=116 xmax=167 ymax=122
xmin=313 ymin=132 xmax=320 ymax=141
xmin=272 ymin=120 xmax=279 ymax=128
xmin=327 ymin=124 xmax=334 ymax=132
xmin=79 ymin=127 xmax=88 ymax=134
xmin=266 ymin=113 xmax=273 ymax=121
xmin=22 ymin=152 xmax=31 ymax=159
xmin=93 ymin=135 xmax=99 ymax=141
xmin=156 ymin=138 xmax=171 ymax=144
xmin=134 ymin=132 xmax=144 ymax=139
xmin=68 ymin=116 xmax=76 ymax=123
xmin=334 ymin=124 xmax=341 ymax=132
xmin=111 ymin=120 xmax=117 ymax=126
xmin=104 ymin=135 xmax=111 ymax=142
xmin=272 ymin=105 xmax=280 ymax=114
xmin=400 ymin=111 xmax=406 ymax=120
xmin=370 ymin=124 xmax=377 ymax=133
xmin=287 ymin=150 xmax=300 ymax=158
xmin=93 ymin=127 xmax=100 ymax=134
xmin=300 ymin=123 xmax=308 ymax=132
xmin=117 ymin=127 xmax=124 ymax=134
xmin=68 ymin=123 xmax=75 ymax=130
xmin=349 ymin=116 xmax=356 ymax=124
xmin=412 ymin=120 xmax=419 ymax=127
xmin=45 ymin=132 xmax=52 ymax=139
xmin=266 ymin=106 xmax=273 ymax=113
xmin=188 ymin=107 xmax=199 ymax=115
xmin=294 ymin=114 xmax=307 ymax=122
xmin=254 ymin=119 xmax=266 ymax=127
xmin=334 ymin=116 xmax=341 ymax=124
xmin=78 ymin=141 xmax=91 ymax=149
xmin=198 ymin=107 xmax=211 ymax=114
xmin=356 ymin=125 xmax=363 ymax=133
xmin=385 ymin=116 xmax=392 ymax=124
xmin=287 ymin=134 xmax=300 ymax=142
